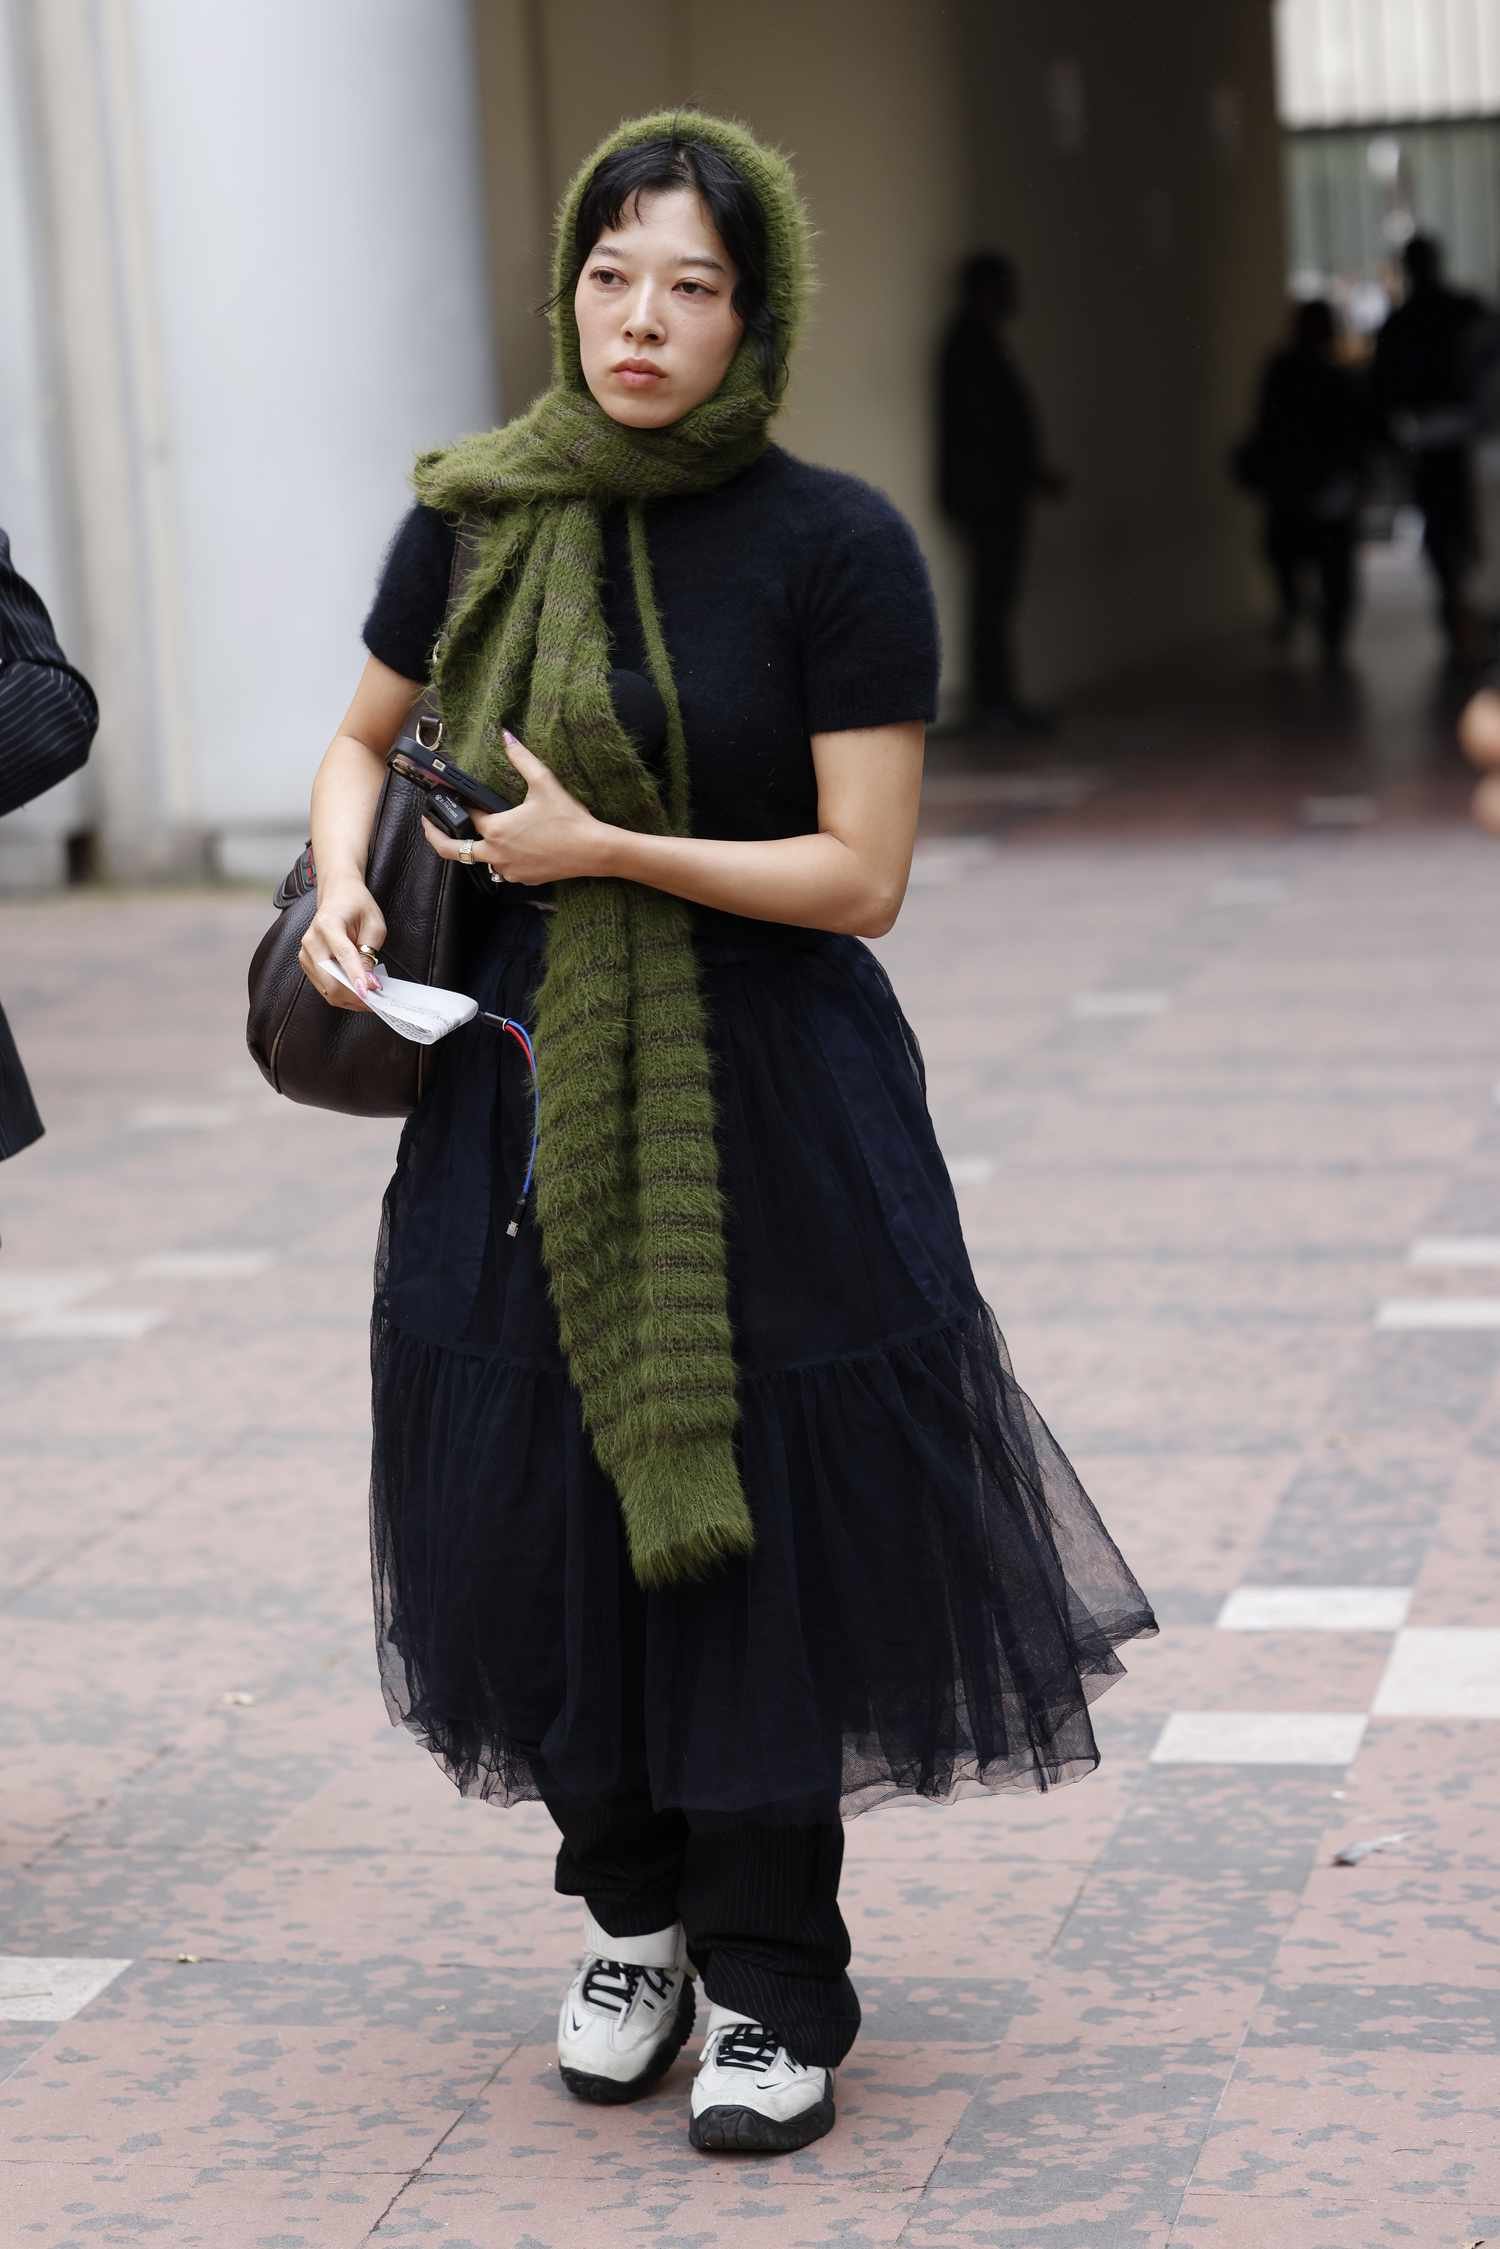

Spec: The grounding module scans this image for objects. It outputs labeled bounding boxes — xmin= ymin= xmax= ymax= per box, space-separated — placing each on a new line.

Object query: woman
xmin=0 ymin=527 xmax=98 ymax=1168
xmin=1236 ymin=298 xmax=1378 ymax=668
xmin=299 ymin=109 xmax=1156 ymax=2156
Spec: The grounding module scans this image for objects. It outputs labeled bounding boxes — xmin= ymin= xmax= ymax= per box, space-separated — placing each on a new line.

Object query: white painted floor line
xmin=1373 ymin=1628 xmax=1500 ymax=1718
xmin=948 ymin=1157 xmax=996 ymax=1187
xmin=1217 ymin=1586 xmax=1412 ymax=1632
xmin=1375 ymin=1299 xmax=1500 ymax=1330
xmin=907 ymin=842 xmax=1003 ymax=887
xmin=135 ymin=1250 xmax=276 ymax=1281
xmin=1299 ymin=795 xmax=1378 ymax=827
xmin=0 ymin=1269 xmax=115 ymax=1316
xmin=13 ymin=1308 xmax=166 ymax=1341
xmin=1070 ymin=990 xmax=1170 ymax=1019
xmin=126 ymin=1103 xmax=237 ymax=1131
xmin=1408 ymin=1238 xmax=1500 ymax=1268
xmin=1207 ymin=878 xmax=1289 ymax=907
xmin=0 ymin=1956 xmax=132 ymax=2022
xmin=1152 ymin=1711 xmax=1368 ymax=1765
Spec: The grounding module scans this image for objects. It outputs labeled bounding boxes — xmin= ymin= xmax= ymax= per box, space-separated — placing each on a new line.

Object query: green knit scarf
xmin=413 ymin=109 xmax=813 ymax=1589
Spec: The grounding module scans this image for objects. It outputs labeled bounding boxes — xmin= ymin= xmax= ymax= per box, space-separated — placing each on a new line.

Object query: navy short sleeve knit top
xmin=362 ymin=444 xmax=940 ymax=845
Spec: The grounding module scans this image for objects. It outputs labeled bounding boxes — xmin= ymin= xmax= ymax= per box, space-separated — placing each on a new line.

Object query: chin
xmin=602 ymin=395 xmax=683 ymax=431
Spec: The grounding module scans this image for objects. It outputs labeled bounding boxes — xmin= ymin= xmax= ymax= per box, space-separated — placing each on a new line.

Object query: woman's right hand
xmin=302 ymin=659 xmax=426 ymax=1006
xmin=299 ymin=877 xmax=387 ymax=1010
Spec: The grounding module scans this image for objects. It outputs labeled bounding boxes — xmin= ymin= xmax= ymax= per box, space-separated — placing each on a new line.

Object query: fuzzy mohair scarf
xmin=413 ymin=110 xmax=813 ymax=1589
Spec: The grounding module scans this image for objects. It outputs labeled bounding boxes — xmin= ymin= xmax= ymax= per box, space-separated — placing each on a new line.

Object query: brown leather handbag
xmin=246 ymin=526 xmax=482 ymax=1118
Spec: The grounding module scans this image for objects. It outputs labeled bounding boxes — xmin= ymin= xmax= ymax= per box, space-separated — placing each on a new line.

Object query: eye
xmin=677 ymin=280 xmax=711 ymax=297
xmin=589 ymin=266 xmax=621 ymax=286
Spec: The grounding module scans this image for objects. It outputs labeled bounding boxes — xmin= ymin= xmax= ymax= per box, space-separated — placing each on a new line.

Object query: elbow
xmin=59 ymin=724 xmax=94 ymax=783
xmin=846 ymin=882 xmax=905 ymax=940
xmin=52 ymin=680 xmax=97 ymax=780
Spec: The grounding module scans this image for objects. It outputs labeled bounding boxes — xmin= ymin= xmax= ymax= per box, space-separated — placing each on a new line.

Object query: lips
xmin=612 ymin=360 xmax=664 ymax=378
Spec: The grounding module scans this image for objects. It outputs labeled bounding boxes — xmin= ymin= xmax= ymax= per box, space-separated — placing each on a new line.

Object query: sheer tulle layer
xmin=370 ymin=901 xmax=1158 ymax=1823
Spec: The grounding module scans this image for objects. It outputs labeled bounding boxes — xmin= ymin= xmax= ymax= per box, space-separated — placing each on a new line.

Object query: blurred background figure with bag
xmin=936 ymin=250 xmax=1069 ymax=738
xmin=1372 ymin=233 xmax=1487 ymax=663
xmin=0 ymin=528 xmax=97 ymax=1173
xmin=1232 ymin=299 xmax=1379 ymax=670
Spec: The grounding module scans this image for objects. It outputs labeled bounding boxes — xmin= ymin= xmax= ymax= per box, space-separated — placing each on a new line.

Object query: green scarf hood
xmin=414 ymin=109 xmax=814 ymax=1588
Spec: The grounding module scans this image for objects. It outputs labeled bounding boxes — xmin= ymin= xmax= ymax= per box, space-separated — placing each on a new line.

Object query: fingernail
xmin=502 ymin=728 xmax=517 ymax=747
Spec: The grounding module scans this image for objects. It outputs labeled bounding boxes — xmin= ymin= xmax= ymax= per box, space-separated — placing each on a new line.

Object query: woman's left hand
xmin=420 ymin=730 xmax=607 ymax=885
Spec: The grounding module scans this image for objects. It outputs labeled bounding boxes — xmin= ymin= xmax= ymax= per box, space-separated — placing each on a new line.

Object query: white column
xmin=0 ymin=0 xmax=90 ymax=887
xmin=24 ymin=0 xmax=498 ymax=882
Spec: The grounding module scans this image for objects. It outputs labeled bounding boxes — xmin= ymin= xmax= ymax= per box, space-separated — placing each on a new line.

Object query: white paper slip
xmin=321 ymin=960 xmax=478 ymax=1044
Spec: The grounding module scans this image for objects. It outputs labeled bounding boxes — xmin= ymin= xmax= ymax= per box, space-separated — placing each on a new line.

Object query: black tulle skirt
xmin=370 ymin=896 xmax=1158 ymax=1824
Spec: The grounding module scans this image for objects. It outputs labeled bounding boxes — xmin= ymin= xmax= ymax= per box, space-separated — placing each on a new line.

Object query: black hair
xmin=550 ymin=131 xmax=783 ymax=395
xmin=1291 ymin=297 xmax=1337 ymax=354
xmin=1403 ymin=231 xmax=1443 ymax=288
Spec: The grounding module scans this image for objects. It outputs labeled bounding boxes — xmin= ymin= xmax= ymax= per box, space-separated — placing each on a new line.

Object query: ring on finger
xmin=459 ymin=837 xmax=476 ymax=866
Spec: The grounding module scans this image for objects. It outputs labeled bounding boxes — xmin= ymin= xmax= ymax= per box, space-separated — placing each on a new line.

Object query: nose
xmin=622 ymin=281 xmax=665 ymax=345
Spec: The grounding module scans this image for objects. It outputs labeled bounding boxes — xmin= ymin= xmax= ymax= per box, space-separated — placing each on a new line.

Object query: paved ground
xmin=2 ymin=546 xmax=1499 ymax=2246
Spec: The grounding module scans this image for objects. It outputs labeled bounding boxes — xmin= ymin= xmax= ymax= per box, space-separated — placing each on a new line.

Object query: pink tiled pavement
xmin=3 ymin=570 xmax=1499 ymax=2238
xmin=0 ymin=2162 xmax=406 ymax=2249
xmin=1189 ymin=2046 xmax=1500 ymax=2203
xmin=1169 ymin=2190 xmax=1495 ymax=2248
xmin=1271 ymin=1864 xmax=1500 ymax=1989
xmin=426 ymin=2038 xmax=990 ymax=2190
xmin=372 ymin=2171 xmax=924 ymax=2247
xmin=0 ymin=2020 xmax=512 ymax=2171
xmin=1309 ymin=1715 xmax=1500 ymax=1872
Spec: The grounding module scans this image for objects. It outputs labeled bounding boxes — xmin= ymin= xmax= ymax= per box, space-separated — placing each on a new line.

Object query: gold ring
xmin=357 ymin=944 xmax=379 ymax=961
xmin=460 ymin=838 xmax=476 ymax=865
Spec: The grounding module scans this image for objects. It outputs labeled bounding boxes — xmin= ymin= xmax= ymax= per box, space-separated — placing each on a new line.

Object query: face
xmin=574 ymin=184 xmax=744 ymax=429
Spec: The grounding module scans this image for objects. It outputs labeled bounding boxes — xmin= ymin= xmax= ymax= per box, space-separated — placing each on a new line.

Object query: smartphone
xmin=389 ymin=740 xmax=512 ymax=817
xmin=388 ymin=737 xmax=554 ymax=900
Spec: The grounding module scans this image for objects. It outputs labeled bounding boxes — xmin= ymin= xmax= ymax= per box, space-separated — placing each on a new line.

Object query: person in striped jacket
xmin=0 ymin=528 xmax=98 ymax=1164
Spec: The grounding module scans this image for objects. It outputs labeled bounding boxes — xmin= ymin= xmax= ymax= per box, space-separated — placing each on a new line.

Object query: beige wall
xmin=956 ymin=0 xmax=1288 ymax=691
xmin=472 ymin=0 xmax=1286 ymax=708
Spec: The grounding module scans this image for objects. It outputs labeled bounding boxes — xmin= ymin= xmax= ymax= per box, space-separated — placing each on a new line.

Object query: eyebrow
xmin=588 ymin=242 xmax=729 ymax=275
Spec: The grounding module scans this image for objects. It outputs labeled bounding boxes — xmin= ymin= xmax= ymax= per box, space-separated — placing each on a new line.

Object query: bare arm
xmin=599 ymin=723 xmax=925 ymax=935
xmin=299 ymin=654 xmax=424 ymax=1009
xmin=422 ymin=719 xmax=926 ymax=939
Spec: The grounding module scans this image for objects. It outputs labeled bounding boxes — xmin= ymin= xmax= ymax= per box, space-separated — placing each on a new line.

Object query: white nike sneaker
xmin=689 ymin=2002 xmax=836 ymax=2153
xmin=557 ymin=1911 xmax=696 ymax=2105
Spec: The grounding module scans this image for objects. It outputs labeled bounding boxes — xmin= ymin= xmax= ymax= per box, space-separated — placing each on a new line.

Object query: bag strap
xmin=272 ymin=521 xmax=485 ymax=912
xmin=405 ymin=516 xmax=480 ymax=753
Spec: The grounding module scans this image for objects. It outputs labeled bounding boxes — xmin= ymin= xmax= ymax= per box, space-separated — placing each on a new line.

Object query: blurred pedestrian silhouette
xmin=938 ymin=252 xmax=1067 ymax=737
xmin=1372 ymin=233 xmax=1486 ymax=658
xmin=1232 ymin=300 xmax=1379 ymax=669
xmin=0 ymin=528 xmax=97 ymax=1172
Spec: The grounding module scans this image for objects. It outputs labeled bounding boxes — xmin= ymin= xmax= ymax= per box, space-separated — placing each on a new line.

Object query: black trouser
xmin=1265 ymin=508 xmax=1358 ymax=657
xmin=964 ymin=505 xmax=1032 ymax=714
xmin=1412 ymin=447 xmax=1478 ymax=643
xmin=542 ymin=1785 xmax=861 ymax=2069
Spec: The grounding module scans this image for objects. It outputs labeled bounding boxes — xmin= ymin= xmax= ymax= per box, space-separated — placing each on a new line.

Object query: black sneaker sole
xmin=689 ymin=2086 xmax=836 ymax=2154
xmin=559 ymin=1977 xmax=696 ymax=2106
